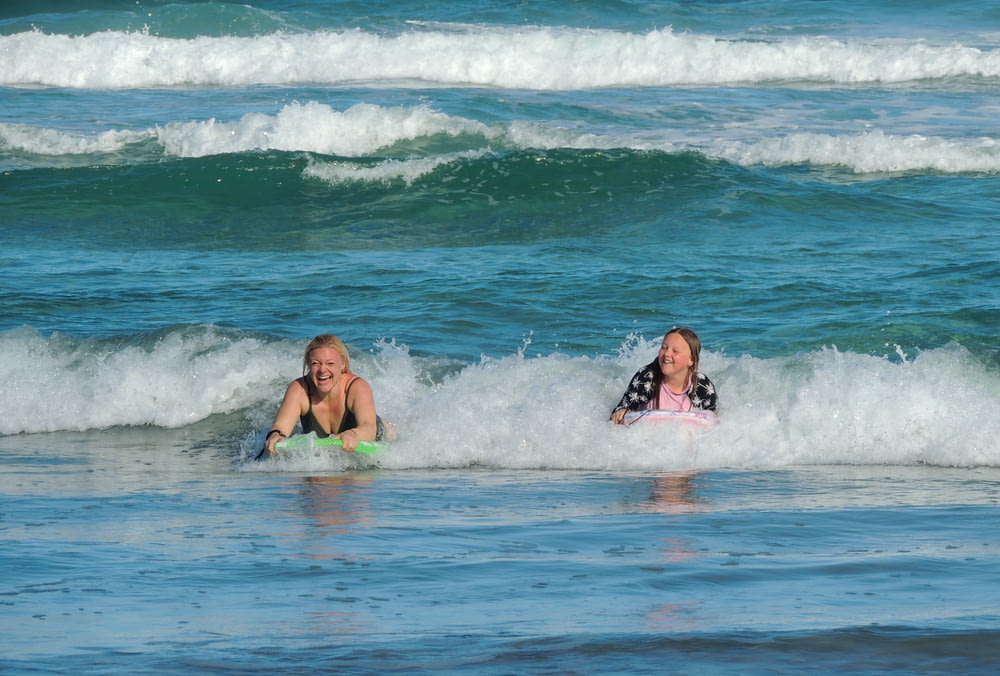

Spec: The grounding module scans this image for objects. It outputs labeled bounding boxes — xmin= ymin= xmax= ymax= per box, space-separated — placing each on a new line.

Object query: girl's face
xmin=307 ymin=346 xmax=345 ymax=391
xmin=657 ymin=332 xmax=694 ymax=381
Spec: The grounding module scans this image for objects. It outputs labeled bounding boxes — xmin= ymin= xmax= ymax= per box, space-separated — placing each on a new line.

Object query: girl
xmin=611 ymin=327 xmax=718 ymax=424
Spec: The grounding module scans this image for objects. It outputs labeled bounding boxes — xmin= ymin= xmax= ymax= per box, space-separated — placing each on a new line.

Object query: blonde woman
xmin=257 ymin=334 xmax=387 ymax=458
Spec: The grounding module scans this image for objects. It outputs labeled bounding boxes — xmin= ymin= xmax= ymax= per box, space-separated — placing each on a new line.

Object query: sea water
xmin=2 ymin=0 xmax=1000 ymax=673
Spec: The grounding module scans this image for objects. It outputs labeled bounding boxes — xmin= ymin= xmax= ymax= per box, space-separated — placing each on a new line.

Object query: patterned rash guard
xmin=611 ymin=361 xmax=718 ymax=415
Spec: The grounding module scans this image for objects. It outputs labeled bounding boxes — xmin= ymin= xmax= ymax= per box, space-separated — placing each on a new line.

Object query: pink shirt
xmin=643 ymin=380 xmax=692 ymax=412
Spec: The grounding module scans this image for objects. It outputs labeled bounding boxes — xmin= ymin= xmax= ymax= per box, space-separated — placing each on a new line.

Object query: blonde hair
xmin=302 ymin=334 xmax=350 ymax=374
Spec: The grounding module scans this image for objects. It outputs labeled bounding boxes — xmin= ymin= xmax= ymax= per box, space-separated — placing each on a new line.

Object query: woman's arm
xmin=336 ymin=377 xmax=378 ymax=452
xmin=260 ymin=380 xmax=307 ymax=456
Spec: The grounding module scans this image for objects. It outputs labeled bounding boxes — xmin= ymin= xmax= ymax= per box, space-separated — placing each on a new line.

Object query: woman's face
xmin=308 ymin=346 xmax=345 ymax=391
xmin=657 ymin=332 xmax=694 ymax=380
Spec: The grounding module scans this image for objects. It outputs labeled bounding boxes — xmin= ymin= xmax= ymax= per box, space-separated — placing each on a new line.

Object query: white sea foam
xmin=154 ymin=101 xmax=491 ymax=157
xmin=5 ymin=102 xmax=999 ymax=176
xmin=304 ymin=150 xmax=489 ymax=186
xmin=3 ymin=326 xmax=998 ymax=470
xmin=0 ymin=325 xmax=293 ymax=433
xmin=716 ymin=130 xmax=1000 ymax=174
xmin=3 ymin=26 xmax=999 ymax=89
xmin=0 ymin=103 xmax=491 ymax=160
xmin=0 ymin=122 xmax=146 ymax=156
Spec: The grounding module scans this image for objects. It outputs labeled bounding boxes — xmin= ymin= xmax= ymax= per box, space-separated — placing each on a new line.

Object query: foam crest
xmin=0 ymin=122 xmax=146 ymax=156
xmin=503 ymin=120 xmax=664 ymax=152
xmin=3 ymin=26 xmax=999 ymax=89
xmin=5 ymin=326 xmax=999 ymax=469
xmin=1 ymin=103 xmax=485 ymax=162
xmin=374 ymin=345 xmax=996 ymax=471
xmin=710 ymin=345 xmax=1000 ymax=468
xmin=0 ymin=325 xmax=293 ymax=435
xmin=304 ymin=150 xmax=489 ymax=185
xmin=718 ymin=131 xmax=1000 ymax=174
xmin=260 ymin=335 xmax=1000 ymax=471
xmin=8 ymin=104 xmax=998 ymax=177
xmin=154 ymin=101 xmax=490 ymax=157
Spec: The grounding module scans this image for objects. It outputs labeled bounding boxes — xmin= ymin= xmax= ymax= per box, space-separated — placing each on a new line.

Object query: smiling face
xmin=307 ymin=346 xmax=346 ymax=393
xmin=657 ymin=331 xmax=695 ymax=387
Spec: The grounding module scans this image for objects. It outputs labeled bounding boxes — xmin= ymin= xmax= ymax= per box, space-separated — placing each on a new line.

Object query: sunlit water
xmin=2 ymin=0 xmax=1000 ymax=672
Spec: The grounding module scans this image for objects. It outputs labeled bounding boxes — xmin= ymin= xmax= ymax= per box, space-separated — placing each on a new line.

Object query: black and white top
xmin=611 ymin=361 xmax=718 ymax=414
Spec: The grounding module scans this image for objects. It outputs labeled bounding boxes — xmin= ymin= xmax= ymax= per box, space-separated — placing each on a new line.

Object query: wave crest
xmin=5 ymin=102 xmax=999 ymax=176
xmin=3 ymin=326 xmax=999 ymax=470
xmin=4 ymin=26 xmax=999 ymax=89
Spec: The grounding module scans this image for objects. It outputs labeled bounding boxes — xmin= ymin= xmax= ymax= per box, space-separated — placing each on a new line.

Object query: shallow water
xmin=4 ymin=428 xmax=1000 ymax=673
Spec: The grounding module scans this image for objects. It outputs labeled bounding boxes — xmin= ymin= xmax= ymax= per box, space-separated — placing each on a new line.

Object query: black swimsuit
xmin=299 ymin=376 xmax=386 ymax=440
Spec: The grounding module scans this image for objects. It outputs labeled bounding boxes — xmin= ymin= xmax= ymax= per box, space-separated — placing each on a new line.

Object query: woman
xmin=610 ymin=327 xmax=718 ymax=424
xmin=258 ymin=334 xmax=387 ymax=458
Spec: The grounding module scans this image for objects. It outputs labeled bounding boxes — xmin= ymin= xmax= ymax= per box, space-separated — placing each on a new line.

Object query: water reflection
xmin=645 ymin=471 xmax=710 ymax=515
xmin=640 ymin=471 xmax=711 ymax=631
xmin=295 ymin=473 xmax=377 ymax=535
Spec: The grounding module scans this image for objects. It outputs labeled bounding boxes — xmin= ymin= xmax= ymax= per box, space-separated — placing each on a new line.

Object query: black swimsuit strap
xmin=338 ymin=376 xmax=359 ymax=432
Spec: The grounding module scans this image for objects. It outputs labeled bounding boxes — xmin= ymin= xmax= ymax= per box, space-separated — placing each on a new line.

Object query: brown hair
xmin=302 ymin=334 xmax=350 ymax=375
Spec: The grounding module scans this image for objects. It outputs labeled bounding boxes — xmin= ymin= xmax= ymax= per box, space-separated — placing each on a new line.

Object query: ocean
xmin=2 ymin=0 xmax=1000 ymax=673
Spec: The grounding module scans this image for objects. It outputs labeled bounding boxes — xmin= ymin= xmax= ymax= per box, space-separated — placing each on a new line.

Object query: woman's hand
xmin=610 ymin=408 xmax=628 ymax=425
xmin=257 ymin=428 xmax=287 ymax=459
xmin=336 ymin=428 xmax=360 ymax=452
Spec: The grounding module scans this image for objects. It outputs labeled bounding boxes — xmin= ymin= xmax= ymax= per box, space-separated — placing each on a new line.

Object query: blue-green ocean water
xmin=2 ymin=1 xmax=1000 ymax=673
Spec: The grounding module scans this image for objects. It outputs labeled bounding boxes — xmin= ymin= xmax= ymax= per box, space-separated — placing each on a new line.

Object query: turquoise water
xmin=2 ymin=0 xmax=1000 ymax=673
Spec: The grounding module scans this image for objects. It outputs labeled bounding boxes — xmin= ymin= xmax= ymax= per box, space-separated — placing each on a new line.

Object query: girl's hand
xmin=610 ymin=408 xmax=627 ymax=425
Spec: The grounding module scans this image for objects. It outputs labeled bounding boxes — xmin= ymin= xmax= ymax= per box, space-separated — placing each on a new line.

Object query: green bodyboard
xmin=275 ymin=433 xmax=385 ymax=455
